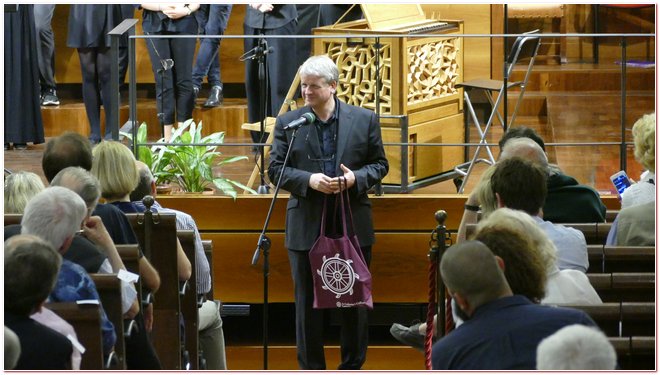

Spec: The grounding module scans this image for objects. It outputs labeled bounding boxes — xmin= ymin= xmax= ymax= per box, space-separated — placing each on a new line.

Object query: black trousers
xmin=145 ymin=32 xmax=196 ymax=125
xmin=287 ymin=246 xmax=371 ymax=370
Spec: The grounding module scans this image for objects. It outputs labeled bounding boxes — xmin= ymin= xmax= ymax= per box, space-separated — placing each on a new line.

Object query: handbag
xmin=309 ymin=177 xmax=373 ymax=309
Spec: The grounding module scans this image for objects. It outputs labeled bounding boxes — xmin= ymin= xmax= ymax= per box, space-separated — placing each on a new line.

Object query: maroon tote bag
xmin=309 ymin=179 xmax=373 ymax=309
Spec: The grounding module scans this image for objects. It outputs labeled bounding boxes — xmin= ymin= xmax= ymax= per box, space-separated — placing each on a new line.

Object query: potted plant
xmin=122 ymin=120 xmax=257 ymax=198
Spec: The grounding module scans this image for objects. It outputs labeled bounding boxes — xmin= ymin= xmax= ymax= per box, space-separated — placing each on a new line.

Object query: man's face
xmin=301 ymin=75 xmax=336 ymax=109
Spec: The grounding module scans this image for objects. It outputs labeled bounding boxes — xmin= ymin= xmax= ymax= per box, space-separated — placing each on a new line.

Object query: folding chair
xmin=453 ymin=30 xmax=541 ymax=193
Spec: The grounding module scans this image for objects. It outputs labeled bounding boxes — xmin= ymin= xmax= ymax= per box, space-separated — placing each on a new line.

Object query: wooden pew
xmin=125 ymin=212 xmax=183 ymax=370
xmin=587 ymin=272 xmax=655 ymax=303
xmin=465 ymin=222 xmax=613 ymax=245
xmin=178 ymin=229 xmax=199 ymax=370
xmin=610 ymin=336 xmax=656 ymax=370
xmin=605 ymin=210 xmax=619 ymax=222
xmin=588 ymin=245 xmax=655 ymax=273
xmin=4 ymin=213 xmax=21 ymax=226
xmin=90 ymin=274 xmax=127 ymax=370
xmin=202 ymin=240 xmax=214 ymax=301
xmin=45 ymin=302 xmax=105 ymax=370
xmin=557 ymin=302 xmax=655 ymax=337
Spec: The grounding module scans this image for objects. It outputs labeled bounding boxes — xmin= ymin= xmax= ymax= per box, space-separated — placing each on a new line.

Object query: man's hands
xmin=161 ymin=4 xmax=190 ymax=19
xmin=309 ymin=164 xmax=355 ymax=194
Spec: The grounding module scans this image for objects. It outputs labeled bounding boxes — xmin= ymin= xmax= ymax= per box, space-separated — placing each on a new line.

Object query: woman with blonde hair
xmin=621 ymin=113 xmax=655 ymax=209
xmin=4 ymin=171 xmax=45 ymax=214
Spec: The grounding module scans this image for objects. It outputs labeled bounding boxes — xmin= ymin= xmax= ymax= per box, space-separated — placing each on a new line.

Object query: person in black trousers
xmin=140 ymin=3 xmax=199 ymax=141
xmin=243 ymin=4 xmax=298 ymax=144
xmin=67 ymin=5 xmax=134 ymax=144
xmin=34 ymin=4 xmax=59 ymax=106
xmin=192 ymin=4 xmax=233 ymax=108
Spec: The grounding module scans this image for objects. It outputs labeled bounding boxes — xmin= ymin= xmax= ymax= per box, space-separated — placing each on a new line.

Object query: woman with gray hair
xmin=4 ymin=171 xmax=45 ymax=214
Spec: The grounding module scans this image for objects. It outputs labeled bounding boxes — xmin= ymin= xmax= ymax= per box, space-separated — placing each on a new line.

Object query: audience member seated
xmin=4 ymin=171 xmax=45 ymax=214
xmin=91 ymin=141 xmax=192 ymax=281
xmin=41 ymin=132 xmax=161 ymax=302
xmin=4 ymin=326 xmax=21 ymax=370
xmin=17 ymin=187 xmax=116 ymax=355
xmin=606 ymin=200 xmax=655 ymax=246
xmin=620 ymin=113 xmax=655 ymax=209
xmin=51 ymin=167 xmax=139 ymax=318
xmin=5 ymin=234 xmax=73 ymax=370
xmin=498 ymin=126 xmax=606 ymax=223
xmin=391 ymin=207 xmax=601 ymax=351
xmin=490 ymin=154 xmax=589 ymax=272
xmin=536 ymin=324 xmax=617 ymax=370
xmin=431 ymin=241 xmax=598 ymax=370
xmin=130 ymin=161 xmax=227 ymax=369
xmin=475 ymin=208 xmax=602 ymax=306
xmin=41 ymin=134 xmax=162 ymax=369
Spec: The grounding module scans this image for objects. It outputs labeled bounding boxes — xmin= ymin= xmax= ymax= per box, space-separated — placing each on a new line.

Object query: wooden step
xmin=39 ymin=98 xmax=250 ymax=141
xmin=225 ymin=345 xmax=425 ymax=370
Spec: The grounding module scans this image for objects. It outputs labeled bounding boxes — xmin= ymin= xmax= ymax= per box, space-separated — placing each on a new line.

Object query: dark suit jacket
xmin=6 ymin=312 xmax=73 ymax=370
xmin=268 ymin=100 xmax=388 ymax=250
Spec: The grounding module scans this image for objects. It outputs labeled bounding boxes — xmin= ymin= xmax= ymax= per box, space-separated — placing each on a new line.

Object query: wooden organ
xmin=313 ymin=4 xmax=465 ymax=188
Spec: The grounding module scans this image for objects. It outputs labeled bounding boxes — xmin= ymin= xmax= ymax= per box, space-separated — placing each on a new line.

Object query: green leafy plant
xmin=122 ymin=121 xmax=256 ymax=198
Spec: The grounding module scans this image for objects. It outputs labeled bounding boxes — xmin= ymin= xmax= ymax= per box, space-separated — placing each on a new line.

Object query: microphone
xmin=283 ymin=113 xmax=316 ymax=131
xmin=158 ymin=59 xmax=174 ymax=72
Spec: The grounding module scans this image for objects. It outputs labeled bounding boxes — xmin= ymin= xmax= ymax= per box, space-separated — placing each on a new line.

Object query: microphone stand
xmin=251 ymin=125 xmax=300 ymax=370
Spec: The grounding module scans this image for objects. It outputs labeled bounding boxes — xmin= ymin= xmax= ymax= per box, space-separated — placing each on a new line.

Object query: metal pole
xmin=620 ymin=37 xmax=627 ymax=172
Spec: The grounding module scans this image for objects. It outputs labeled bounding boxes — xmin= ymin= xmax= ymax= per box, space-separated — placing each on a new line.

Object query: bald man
xmin=431 ymin=241 xmax=597 ymax=370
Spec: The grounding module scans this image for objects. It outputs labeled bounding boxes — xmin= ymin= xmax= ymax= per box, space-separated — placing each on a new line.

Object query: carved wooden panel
xmin=407 ymin=38 xmax=460 ymax=104
xmin=323 ymin=41 xmax=393 ymax=115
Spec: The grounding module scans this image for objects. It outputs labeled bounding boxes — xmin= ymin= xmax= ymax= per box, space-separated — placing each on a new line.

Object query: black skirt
xmin=67 ymin=4 xmax=133 ymax=48
xmin=4 ymin=4 xmax=44 ymax=145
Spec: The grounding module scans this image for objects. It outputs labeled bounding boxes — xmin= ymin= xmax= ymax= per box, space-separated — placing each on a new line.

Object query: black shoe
xmin=4 ymin=143 xmax=9 ymax=151
xmin=13 ymin=143 xmax=27 ymax=150
xmin=203 ymin=85 xmax=223 ymax=108
xmin=41 ymin=89 xmax=60 ymax=106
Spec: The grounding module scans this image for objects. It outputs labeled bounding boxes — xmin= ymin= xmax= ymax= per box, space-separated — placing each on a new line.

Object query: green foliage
xmin=121 ymin=121 xmax=256 ymax=198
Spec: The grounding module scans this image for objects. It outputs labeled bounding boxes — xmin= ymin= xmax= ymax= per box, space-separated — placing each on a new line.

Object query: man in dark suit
xmin=268 ymin=55 xmax=388 ymax=370
xmin=5 ymin=234 xmax=73 ymax=370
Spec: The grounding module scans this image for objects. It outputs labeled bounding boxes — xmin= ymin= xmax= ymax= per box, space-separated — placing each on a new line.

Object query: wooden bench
xmin=45 ymin=302 xmax=105 ymax=370
xmin=125 ymin=212 xmax=183 ymax=369
xmin=587 ymin=272 xmax=655 ymax=303
xmin=605 ymin=210 xmax=619 ymax=222
xmin=588 ymin=245 xmax=655 ymax=273
xmin=89 ymin=274 xmax=127 ymax=370
xmin=4 ymin=213 xmax=21 ymax=226
xmin=558 ymin=302 xmax=655 ymax=337
xmin=609 ymin=336 xmax=656 ymax=370
xmin=465 ymin=222 xmax=613 ymax=245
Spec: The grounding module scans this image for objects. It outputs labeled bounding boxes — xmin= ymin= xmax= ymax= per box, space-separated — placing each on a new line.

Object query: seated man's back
xmin=544 ymin=174 xmax=606 ymax=223
xmin=432 ymin=295 xmax=597 ymax=370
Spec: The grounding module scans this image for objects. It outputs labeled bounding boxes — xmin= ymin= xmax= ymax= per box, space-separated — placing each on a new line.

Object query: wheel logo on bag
xmin=317 ymin=253 xmax=359 ymax=299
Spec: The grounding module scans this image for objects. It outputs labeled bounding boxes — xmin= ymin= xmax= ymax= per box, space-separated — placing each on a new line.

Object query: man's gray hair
xmin=499 ymin=137 xmax=549 ymax=172
xmin=299 ymin=55 xmax=339 ymax=84
xmin=21 ymin=186 xmax=87 ymax=251
xmin=536 ymin=324 xmax=617 ymax=370
xmin=51 ymin=166 xmax=101 ymax=212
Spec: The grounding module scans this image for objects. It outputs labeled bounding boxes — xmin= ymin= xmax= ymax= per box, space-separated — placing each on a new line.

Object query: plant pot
xmin=156 ymin=184 xmax=173 ymax=195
